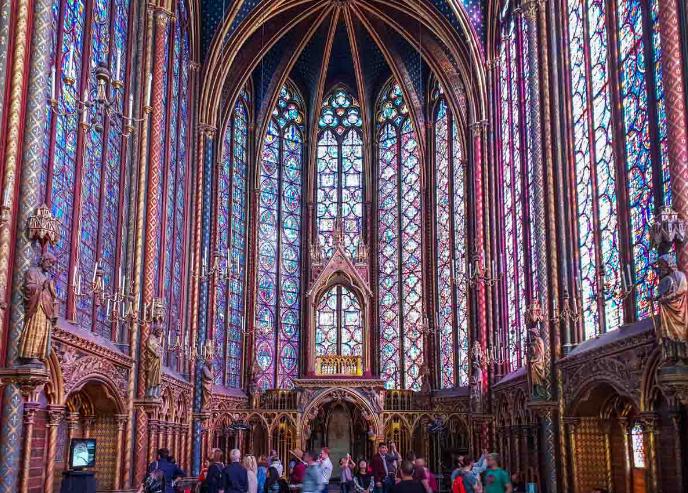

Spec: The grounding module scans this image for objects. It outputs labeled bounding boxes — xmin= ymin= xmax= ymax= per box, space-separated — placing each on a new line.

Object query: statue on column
xmin=201 ymin=338 xmax=215 ymax=411
xmin=653 ymin=253 xmax=688 ymax=360
xmin=527 ymin=327 xmax=547 ymax=399
xmin=145 ymin=325 xmax=163 ymax=398
xmin=469 ymin=343 xmax=484 ymax=413
xmin=18 ymin=252 xmax=58 ymax=364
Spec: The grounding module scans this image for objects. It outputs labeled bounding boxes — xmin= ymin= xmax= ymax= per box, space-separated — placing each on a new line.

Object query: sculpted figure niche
xmin=18 ymin=252 xmax=58 ymax=365
xmin=201 ymin=339 xmax=215 ymax=410
xmin=145 ymin=325 xmax=163 ymax=398
xmin=654 ymin=253 xmax=688 ymax=360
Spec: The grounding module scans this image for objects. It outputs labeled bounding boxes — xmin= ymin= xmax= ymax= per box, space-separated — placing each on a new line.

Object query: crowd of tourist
xmin=140 ymin=443 xmax=519 ymax=493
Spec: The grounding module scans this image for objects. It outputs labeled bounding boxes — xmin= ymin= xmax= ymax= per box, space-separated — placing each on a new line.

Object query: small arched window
xmin=315 ymin=285 xmax=363 ymax=358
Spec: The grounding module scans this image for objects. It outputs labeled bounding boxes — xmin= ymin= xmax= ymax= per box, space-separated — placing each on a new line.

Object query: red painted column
xmin=135 ymin=6 xmax=170 ymax=485
xmin=658 ymin=0 xmax=688 ymax=269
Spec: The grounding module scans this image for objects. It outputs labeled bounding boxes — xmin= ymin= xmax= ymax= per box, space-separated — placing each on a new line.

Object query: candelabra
xmin=613 ymin=263 xmax=643 ymax=302
xmin=194 ymin=248 xmax=237 ymax=283
xmin=456 ymin=253 xmax=501 ymax=288
xmin=72 ymin=260 xmax=107 ymax=306
xmin=483 ymin=341 xmax=507 ymax=367
xmin=49 ymin=47 xmax=144 ymax=137
xmin=554 ymin=293 xmax=581 ymax=325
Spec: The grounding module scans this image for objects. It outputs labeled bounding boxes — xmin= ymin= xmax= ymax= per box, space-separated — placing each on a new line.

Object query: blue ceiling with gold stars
xmin=200 ymin=0 xmax=486 ymax=60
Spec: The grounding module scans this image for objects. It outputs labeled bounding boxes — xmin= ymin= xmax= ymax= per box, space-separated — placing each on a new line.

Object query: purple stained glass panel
xmin=376 ymin=82 xmax=424 ymax=390
xmin=254 ymin=84 xmax=304 ymax=390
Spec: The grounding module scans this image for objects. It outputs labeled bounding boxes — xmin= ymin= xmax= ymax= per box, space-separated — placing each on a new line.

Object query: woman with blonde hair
xmin=244 ymin=454 xmax=259 ymax=493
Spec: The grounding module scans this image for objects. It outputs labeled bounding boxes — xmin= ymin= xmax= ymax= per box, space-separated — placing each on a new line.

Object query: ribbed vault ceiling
xmin=201 ymin=0 xmax=488 ymax=143
xmin=201 ymin=0 xmax=486 ymax=59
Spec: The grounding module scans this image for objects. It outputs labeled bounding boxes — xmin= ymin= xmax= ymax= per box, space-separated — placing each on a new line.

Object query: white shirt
xmin=320 ymin=457 xmax=333 ymax=485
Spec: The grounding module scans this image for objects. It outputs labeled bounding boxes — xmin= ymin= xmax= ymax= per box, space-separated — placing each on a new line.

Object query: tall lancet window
xmin=161 ymin=2 xmax=192 ymax=371
xmin=41 ymin=0 xmax=132 ymax=338
xmin=254 ymin=84 xmax=305 ymax=390
xmin=565 ymin=0 xmax=670 ymax=339
xmin=432 ymin=86 xmax=469 ymax=388
xmin=316 ymin=88 xmax=364 ymax=258
xmin=499 ymin=16 xmax=534 ymax=372
xmin=376 ymin=82 xmax=424 ymax=390
xmin=213 ymin=90 xmax=249 ymax=388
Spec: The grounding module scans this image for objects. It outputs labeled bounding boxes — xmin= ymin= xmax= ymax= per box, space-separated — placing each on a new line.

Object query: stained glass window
xmin=161 ymin=3 xmax=192 ymax=372
xmin=376 ymin=81 xmax=424 ymax=391
xmin=41 ymin=0 xmax=131 ymax=338
xmin=254 ymin=83 xmax=305 ymax=390
xmin=631 ymin=423 xmax=646 ymax=468
xmin=564 ymin=0 xmax=670 ymax=338
xmin=498 ymin=17 xmax=530 ymax=371
xmin=316 ymin=87 xmax=364 ymax=258
xmin=212 ymin=90 xmax=250 ymax=388
xmin=432 ymin=89 xmax=469 ymax=388
xmin=315 ymin=285 xmax=363 ymax=357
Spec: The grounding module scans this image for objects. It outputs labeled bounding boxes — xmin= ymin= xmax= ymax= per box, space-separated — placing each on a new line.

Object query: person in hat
xmin=290 ymin=449 xmax=306 ymax=485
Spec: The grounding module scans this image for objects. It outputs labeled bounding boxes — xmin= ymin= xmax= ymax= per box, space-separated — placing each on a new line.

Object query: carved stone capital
xmin=114 ymin=414 xmax=128 ymax=430
xmin=0 ymin=366 xmax=49 ymax=402
xmin=469 ymin=119 xmax=488 ymax=136
xmin=656 ymin=362 xmax=688 ymax=406
xmin=636 ymin=412 xmax=659 ymax=434
xmin=47 ymin=405 xmax=66 ymax=427
xmin=198 ymin=123 xmax=217 ymax=140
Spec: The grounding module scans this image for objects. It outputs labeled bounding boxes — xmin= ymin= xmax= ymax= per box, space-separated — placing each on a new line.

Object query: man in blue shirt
xmin=223 ymin=449 xmax=249 ymax=493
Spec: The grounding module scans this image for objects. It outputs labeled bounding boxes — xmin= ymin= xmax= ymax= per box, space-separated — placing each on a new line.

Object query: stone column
xmin=638 ymin=413 xmax=659 ymax=493
xmin=20 ymin=402 xmax=39 ymax=493
xmin=44 ymin=406 xmax=65 ymax=493
xmin=134 ymin=7 xmax=169 ymax=484
xmin=656 ymin=0 xmax=688 ymax=269
xmin=564 ymin=418 xmax=579 ymax=493
xmin=65 ymin=412 xmax=81 ymax=469
xmin=0 ymin=0 xmax=53 ymax=490
xmin=671 ymin=412 xmax=685 ymax=490
xmin=140 ymin=7 xmax=171 ymax=395
xmin=192 ymin=126 xmax=215 ymax=475
xmin=522 ymin=0 xmax=557 ymax=491
xmin=82 ymin=415 xmax=95 ymax=438
xmin=114 ymin=414 xmax=128 ymax=490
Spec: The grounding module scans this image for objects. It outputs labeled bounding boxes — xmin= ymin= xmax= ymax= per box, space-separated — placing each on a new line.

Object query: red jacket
xmin=291 ymin=462 xmax=306 ymax=484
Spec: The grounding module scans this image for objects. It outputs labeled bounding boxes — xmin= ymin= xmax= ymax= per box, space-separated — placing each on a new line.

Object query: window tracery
xmin=564 ymin=0 xmax=670 ymax=338
xmin=432 ymin=85 xmax=469 ymax=388
xmin=316 ymin=88 xmax=364 ymax=259
xmin=41 ymin=0 xmax=133 ymax=339
xmin=376 ymin=81 xmax=424 ymax=390
xmin=254 ymin=83 xmax=305 ymax=390
xmin=213 ymin=89 xmax=250 ymax=388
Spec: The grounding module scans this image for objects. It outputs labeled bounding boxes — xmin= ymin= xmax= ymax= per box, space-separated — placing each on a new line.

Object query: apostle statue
xmin=201 ymin=339 xmax=215 ymax=410
xmin=18 ymin=252 xmax=58 ymax=364
xmin=653 ymin=253 xmax=688 ymax=359
xmin=470 ymin=344 xmax=484 ymax=413
xmin=145 ymin=326 xmax=163 ymax=398
xmin=527 ymin=327 xmax=547 ymax=398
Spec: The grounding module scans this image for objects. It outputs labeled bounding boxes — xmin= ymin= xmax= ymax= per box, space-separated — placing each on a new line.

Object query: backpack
xmin=452 ymin=475 xmax=467 ymax=493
